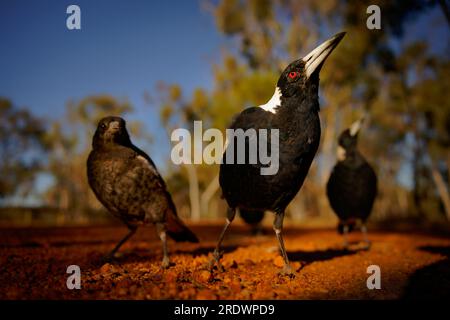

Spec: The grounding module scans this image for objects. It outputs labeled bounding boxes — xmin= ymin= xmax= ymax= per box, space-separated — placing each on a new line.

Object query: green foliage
xmin=0 ymin=98 xmax=48 ymax=198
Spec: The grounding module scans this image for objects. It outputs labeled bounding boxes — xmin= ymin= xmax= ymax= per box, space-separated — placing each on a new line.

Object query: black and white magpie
xmin=212 ymin=32 xmax=346 ymax=275
xmin=326 ymin=117 xmax=377 ymax=249
xmin=87 ymin=116 xmax=198 ymax=268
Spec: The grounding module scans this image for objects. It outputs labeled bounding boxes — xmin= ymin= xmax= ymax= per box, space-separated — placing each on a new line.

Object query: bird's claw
xmin=278 ymin=264 xmax=295 ymax=278
xmin=160 ymin=256 xmax=171 ymax=269
xmin=208 ymin=250 xmax=225 ymax=273
xmin=343 ymin=241 xmax=350 ymax=250
xmin=101 ymin=253 xmax=115 ymax=264
xmin=362 ymin=240 xmax=372 ymax=250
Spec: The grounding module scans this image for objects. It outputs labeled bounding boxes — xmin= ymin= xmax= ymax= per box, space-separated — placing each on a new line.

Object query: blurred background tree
xmin=0 ymin=98 xmax=48 ymax=200
xmin=0 ymin=0 xmax=448 ymax=227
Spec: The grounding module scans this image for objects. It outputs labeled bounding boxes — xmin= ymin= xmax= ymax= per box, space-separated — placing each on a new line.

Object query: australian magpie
xmin=212 ymin=32 xmax=346 ymax=275
xmin=87 ymin=116 xmax=198 ymax=268
xmin=326 ymin=118 xmax=377 ymax=249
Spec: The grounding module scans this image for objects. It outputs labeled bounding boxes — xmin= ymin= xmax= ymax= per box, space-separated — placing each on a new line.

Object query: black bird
xmin=326 ymin=118 xmax=377 ymax=249
xmin=212 ymin=32 xmax=346 ymax=275
xmin=87 ymin=116 xmax=198 ymax=268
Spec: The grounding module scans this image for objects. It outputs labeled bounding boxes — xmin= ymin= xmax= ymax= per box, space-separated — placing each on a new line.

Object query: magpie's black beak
xmin=303 ymin=32 xmax=346 ymax=79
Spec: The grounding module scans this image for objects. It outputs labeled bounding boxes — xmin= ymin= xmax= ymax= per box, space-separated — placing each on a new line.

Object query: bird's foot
xmin=342 ymin=241 xmax=350 ymax=251
xmin=278 ymin=264 xmax=295 ymax=278
xmin=252 ymin=226 xmax=264 ymax=236
xmin=101 ymin=252 xmax=116 ymax=264
xmin=160 ymin=256 xmax=171 ymax=269
xmin=362 ymin=240 xmax=372 ymax=251
xmin=208 ymin=250 xmax=224 ymax=273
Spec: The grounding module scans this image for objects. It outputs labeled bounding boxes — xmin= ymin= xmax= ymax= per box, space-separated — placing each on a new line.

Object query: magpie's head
xmin=93 ymin=116 xmax=131 ymax=149
xmin=337 ymin=117 xmax=364 ymax=161
xmin=276 ymin=32 xmax=345 ymax=102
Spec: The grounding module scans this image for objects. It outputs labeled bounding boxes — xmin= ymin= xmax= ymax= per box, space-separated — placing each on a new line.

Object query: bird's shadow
xmin=0 ymin=239 xmax=111 ymax=248
xmin=175 ymin=245 xmax=240 ymax=258
xmin=402 ymin=245 xmax=450 ymax=299
xmin=90 ymin=250 xmax=153 ymax=267
xmin=287 ymin=247 xmax=359 ymax=267
xmin=91 ymin=244 xmax=241 ymax=267
xmin=417 ymin=245 xmax=450 ymax=256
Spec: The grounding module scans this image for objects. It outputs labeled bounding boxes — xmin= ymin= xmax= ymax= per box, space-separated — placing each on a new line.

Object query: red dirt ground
xmin=1 ymin=224 xmax=449 ymax=299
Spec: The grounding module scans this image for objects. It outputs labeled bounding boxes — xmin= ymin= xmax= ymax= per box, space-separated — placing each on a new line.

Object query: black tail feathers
xmin=166 ymin=210 xmax=199 ymax=243
xmin=240 ymin=209 xmax=265 ymax=225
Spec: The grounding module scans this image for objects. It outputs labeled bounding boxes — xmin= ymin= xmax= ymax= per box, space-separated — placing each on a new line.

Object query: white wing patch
xmin=259 ymin=87 xmax=282 ymax=114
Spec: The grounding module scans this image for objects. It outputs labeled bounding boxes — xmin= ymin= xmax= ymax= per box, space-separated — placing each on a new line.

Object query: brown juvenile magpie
xmin=87 ymin=116 xmax=198 ymax=268
xmin=326 ymin=118 xmax=377 ymax=249
xmin=212 ymin=32 xmax=346 ymax=275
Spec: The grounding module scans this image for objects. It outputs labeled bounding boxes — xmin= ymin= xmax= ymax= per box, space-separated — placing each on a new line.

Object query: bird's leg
xmin=361 ymin=224 xmax=371 ymax=250
xmin=273 ymin=212 xmax=293 ymax=276
xmin=342 ymin=224 xmax=349 ymax=249
xmin=104 ymin=225 xmax=137 ymax=261
xmin=156 ymin=223 xmax=170 ymax=269
xmin=252 ymin=224 xmax=263 ymax=236
xmin=209 ymin=207 xmax=236 ymax=272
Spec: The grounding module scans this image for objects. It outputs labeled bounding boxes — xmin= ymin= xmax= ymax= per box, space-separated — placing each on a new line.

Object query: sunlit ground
xmin=1 ymin=222 xmax=449 ymax=299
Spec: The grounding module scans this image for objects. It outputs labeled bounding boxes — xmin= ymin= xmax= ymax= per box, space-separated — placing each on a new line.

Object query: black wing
xmin=326 ymin=160 xmax=377 ymax=221
xmin=224 ymin=107 xmax=276 ymax=168
xmin=87 ymin=146 xmax=172 ymax=224
xmin=219 ymin=107 xmax=278 ymax=209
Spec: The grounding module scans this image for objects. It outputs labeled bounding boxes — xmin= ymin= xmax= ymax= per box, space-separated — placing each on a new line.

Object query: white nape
xmin=259 ymin=87 xmax=282 ymax=114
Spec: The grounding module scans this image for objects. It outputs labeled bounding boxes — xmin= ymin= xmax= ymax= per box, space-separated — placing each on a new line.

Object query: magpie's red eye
xmin=288 ymin=71 xmax=298 ymax=79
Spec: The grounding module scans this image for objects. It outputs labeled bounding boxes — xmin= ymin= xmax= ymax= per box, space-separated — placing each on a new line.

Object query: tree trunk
xmin=200 ymin=174 xmax=220 ymax=216
xmin=438 ymin=0 xmax=450 ymax=26
xmin=185 ymin=164 xmax=201 ymax=221
xmin=430 ymin=163 xmax=450 ymax=220
xmin=447 ymin=151 xmax=450 ymax=184
xmin=412 ymin=136 xmax=425 ymax=217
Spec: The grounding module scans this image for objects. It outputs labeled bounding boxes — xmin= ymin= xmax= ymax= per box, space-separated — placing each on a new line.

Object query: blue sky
xmin=0 ymin=0 xmax=226 ymax=168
